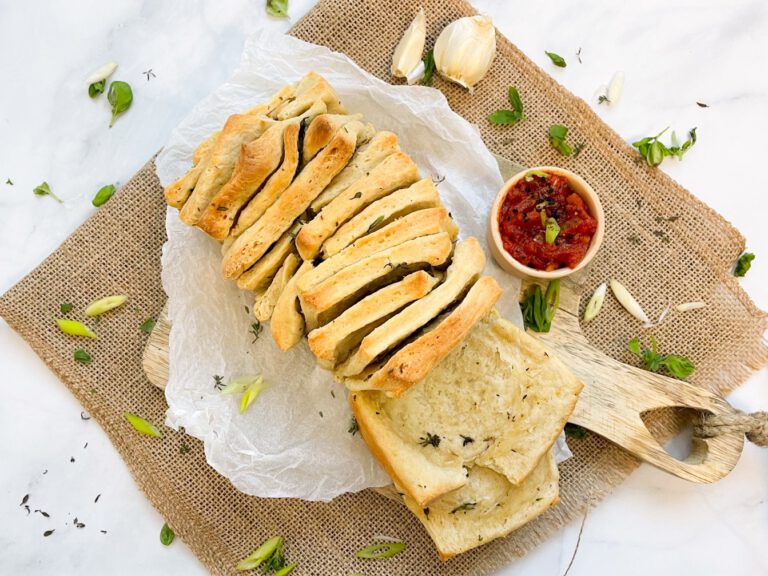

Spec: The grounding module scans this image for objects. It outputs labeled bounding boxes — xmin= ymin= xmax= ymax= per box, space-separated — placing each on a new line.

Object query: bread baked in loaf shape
xmin=321 ymin=178 xmax=445 ymax=259
xmin=310 ymin=131 xmax=400 ymax=213
xmin=295 ymin=151 xmax=420 ymax=260
xmin=307 ymin=270 xmax=439 ymax=369
xmin=254 ymin=253 xmax=300 ymax=323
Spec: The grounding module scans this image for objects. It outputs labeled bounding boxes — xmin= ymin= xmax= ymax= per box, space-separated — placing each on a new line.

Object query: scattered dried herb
xmin=74 ymin=520 xmax=85 ymax=529
xmin=266 ymin=0 xmax=288 ymax=18
xmin=179 ymin=443 xmax=191 ymax=454
xmin=460 ymin=434 xmax=474 ymax=446
xmin=576 ymin=47 xmax=582 ymax=64
xmin=734 ymin=252 xmax=755 ymax=277
xmin=488 ymin=86 xmax=524 ymax=126
xmin=696 ymin=102 xmax=709 ymax=108
xmin=74 ymin=349 xmax=92 ymax=364
xmin=628 ymin=336 xmax=695 ymax=380
xmin=33 ymin=181 xmax=63 ymax=203
xmin=450 ymin=502 xmax=477 ymax=514
xmin=572 ymin=142 xmax=585 ymax=158
xmin=92 ymin=184 xmax=116 ymax=207
xmin=418 ymin=432 xmax=441 ymax=448
xmin=564 ymin=423 xmax=587 ymax=439
xmin=351 ymin=191 xmax=362 ymax=199
xmin=160 ymin=522 xmax=175 ymax=546
xmin=348 ymin=417 xmax=359 ymax=436
xmin=250 ymin=321 xmax=262 ymax=343
xmin=421 ymin=49 xmax=436 ymax=86
xmin=43 ymin=530 xmax=55 ymax=537
xmin=6 ymin=178 xmax=14 ymax=185
xmin=545 ymin=51 xmax=567 ymax=67
xmin=123 ymin=412 xmax=163 ymax=438
xmin=356 ymin=541 xmax=406 ymax=559
xmin=143 ymin=69 xmax=156 ymax=81
xmin=521 ymin=279 xmax=560 ymax=333
xmin=35 ymin=509 xmax=50 ymax=518
xmin=548 ymin=124 xmax=573 ymax=156
xmin=367 ymin=215 xmax=385 ymax=233
xmin=94 ymin=494 xmax=101 ymax=503
xmin=20 ymin=494 xmax=29 ymax=507
xmin=140 ymin=318 xmax=156 ymax=334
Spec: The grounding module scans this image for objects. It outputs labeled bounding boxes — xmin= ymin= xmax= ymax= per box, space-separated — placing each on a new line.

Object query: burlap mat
xmin=1 ymin=1 xmax=766 ymax=574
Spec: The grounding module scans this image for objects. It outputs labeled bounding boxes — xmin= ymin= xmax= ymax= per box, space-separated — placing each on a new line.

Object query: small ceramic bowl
xmin=487 ymin=166 xmax=605 ymax=280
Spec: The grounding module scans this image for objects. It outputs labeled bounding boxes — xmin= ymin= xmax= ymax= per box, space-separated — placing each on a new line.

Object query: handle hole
xmin=640 ymin=407 xmax=710 ymax=464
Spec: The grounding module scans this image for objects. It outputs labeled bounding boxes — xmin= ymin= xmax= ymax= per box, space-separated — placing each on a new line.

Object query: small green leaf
xmin=92 ymin=184 xmax=116 ymax=207
xmin=356 ymin=541 xmax=406 ymax=559
xmin=545 ymin=51 xmax=567 ymax=67
xmin=545 ymin=217 xmax=560 ymax=245
xmin=734 ymin=252 xmax=755 ymax=277
xmin=56 ymin=319 xmax=97 ymax=339
xmin=627 ymin=337 xmax=641 ymax=356
xmin=88 ymin=80 xmax=106 ymax=98
xmin=140 ymin=318 xmax=156 ymax=334
xmin=85 ymin=295 xmax=127 ymax=317
xmin=33 ymin=181 xmax=63 ymax=203
xmin=488 ymin=109 xmax=519 ymax=125
xmin=548 ymin=124 xmax=573 ymax=156
xmin=266 ymin=0 xmax=288 ymax=17
xmin=74 ymin=349 xmax=92 ymax=365
xmin=124 ymin=412 xmax=163 ymax=437
xmin=160 ymin=522 xmax=175 ymax=546
xmin=60 ymin=303 xmax=74 ymax=314
xmin=564 ymin=423 xmax=587 ymax=439
xmin=508 ymin=86 xmax=523 ymax=114
xmin=236 ymin=536 xmax=284 ymax=571
xmin=661 ymin=355 xmax=695 ymax=379
xmin=421 ymin=49 xmax=436 ymax=86
xmin=107 ymin=81 xmax=133 ymax=128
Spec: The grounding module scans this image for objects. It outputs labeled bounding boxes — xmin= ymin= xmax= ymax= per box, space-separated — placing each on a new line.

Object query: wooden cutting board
xmin=143 ymin=157 xmax=745 ymax=484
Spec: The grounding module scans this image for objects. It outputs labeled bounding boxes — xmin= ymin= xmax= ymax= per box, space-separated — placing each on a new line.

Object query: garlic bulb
xmin=391 ymin=7 xmax=426 ymax=78
xmin=433 ymin=15 xmax=496 ymax=91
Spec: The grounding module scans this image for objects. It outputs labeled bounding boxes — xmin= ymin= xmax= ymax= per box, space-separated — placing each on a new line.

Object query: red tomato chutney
xmin=497 ymin=172 xmax=598 ymax=271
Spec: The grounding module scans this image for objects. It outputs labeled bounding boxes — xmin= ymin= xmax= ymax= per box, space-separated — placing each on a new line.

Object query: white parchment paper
xmin=155 ymin=30 xmax=547 ymax=501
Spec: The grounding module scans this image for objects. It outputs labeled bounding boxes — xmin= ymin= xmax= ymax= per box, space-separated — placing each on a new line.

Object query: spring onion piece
xmin=583 ymin=282 xmax=607 ymax=323
xmin=123 ymin=413 xmax=163 ymax=438
xmin=609 ymin=279 xmax=650 ymax=325
xmin=85 ymin=295 xmax=127 ymax=317
xmin=56 ymin=319 xmax=97 ymax=339
xmin=676 ymin=301 xmax=706 ymax=313
xmin=236 ymin=536 xmax=284 ymax=571
xmin=545 ymin=217 xmax=560 ymax=245
xmin=273 ymin=564 xmax=297 ymax=576
xmin=356 ymin=541 xmax=407 ymax=559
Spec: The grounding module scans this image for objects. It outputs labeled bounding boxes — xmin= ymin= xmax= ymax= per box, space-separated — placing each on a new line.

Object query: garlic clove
xmin=86 ymin=62 xmax=118 ymax=86
xmin=391 ymin=7 xmax=426 ymax=78
xmin=606 ymin=71 xmax=624 ymax=106
xmin=433 ymin=15 xmax=496 ymax=92
xmin=609 ymin=278 xmax=651 ymax=325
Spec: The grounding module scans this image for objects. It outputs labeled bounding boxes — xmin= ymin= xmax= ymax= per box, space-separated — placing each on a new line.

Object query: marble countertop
xmin=1 ymin=1 xmax=766 ymax=574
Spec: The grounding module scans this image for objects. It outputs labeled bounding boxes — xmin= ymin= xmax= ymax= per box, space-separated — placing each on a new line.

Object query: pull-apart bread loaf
xmin=164 ymin=72 xmax=583 ymax=559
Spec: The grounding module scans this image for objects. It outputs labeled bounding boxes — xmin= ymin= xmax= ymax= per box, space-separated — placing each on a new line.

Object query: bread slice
xmin=337 ymin=237 xmax=484 ymax=378
xmin=271 ymin=261 xmax=313 ymax=351
xmin=309 ymin=131 xmax=399 ymax=213
xmin=221 ymin=121 xmax=367 ymax=280
xmin=271 ymin=72 xmax=346 ymax=120
xmin=253 ymin=253 xmax=300 ymax=323
xmin=295 ymin=151 xmax=420 ymax=260
xmin=297 ymin=207 xmax=455 ymax=297
xmin=402 ymin=452 xmax=559 ymax=560
xmin=231 ymin=123 xmax=300 ymax=238
xmin=298 ymin=232 xmax=453 ymax=330
xmin=236 ymin=222 xmax=299 ymax=292
xmin=302 ymin=113 xmax=364 ymax=166
xmin=350 ymin=276 xmax=502 ymax=398
xmin=321 ymin=178 xmax=443 ymax=258
xmin=307 ymin=271 xmax=439 ymax=369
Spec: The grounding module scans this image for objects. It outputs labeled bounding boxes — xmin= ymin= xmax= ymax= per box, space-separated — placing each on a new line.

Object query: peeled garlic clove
xmin=86 ymin=62 xmax=118 ymax=85
xmin=391 ymin=7 xmax=426 ymax=78
xmin=406 ymin=60 xmax=426 ymax=85
xmin=583 ymin=282 xmax=607 ymax=323
xmin=606 ymin=71 xmax=624 ymax=106
xmin=609 ymin=279 xmax=651 ymax=325
xmin=676 ymin=301 xmax=706 ymax=312
xmin=434 ymin=15 xmax=496 ymax=92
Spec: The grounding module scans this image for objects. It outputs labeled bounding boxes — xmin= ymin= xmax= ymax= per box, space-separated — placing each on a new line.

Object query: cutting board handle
xmin=533 ymin=282 xmax=747 ymax=483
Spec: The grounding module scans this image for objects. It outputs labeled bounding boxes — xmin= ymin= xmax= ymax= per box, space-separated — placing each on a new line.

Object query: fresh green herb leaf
xmin=545 ymin=217 xmax=560 ymax=245
xmin=564 ymin=423 xmax=587 ymax=439
xmin=421 ymin=49 xmax=436 ymax=86
xmin=632 ymin=127 xmax=697 ymax=166
xmin=89 ymin=80 xmax=106 ymax=98
xmin=418 ymin=432 xmax=441 ymax=448
xmin=450 ymin=502 xmax=477 ymax=514
xmin=367 ymin=215 xmax=385 ymax=233
xmin=60 ymin=303 xmax=74 ymax=314
xmin=160 ymin=523 xmax=175 ymax=546
xmin=107 ymin=81 xmax=133 ymax=128
xmin=123 ymin=412 xmax=163 ymax=437
xmin=348 ymin=416 xmax=359 ymax=436
xmin=545 ymin=51 xmax=567 ymax=67
xmin=548 ymin=124 xmax=573 ymax=156
xmin=627 ymin=336 xmax=695 ymax=380
xmin=85 ymin=295 xmax=127 ymax=316
xmin=266 ymin=0 xmax=289 ymax=18
xmin=236 ymin=536 xmax=284 ymax=571
xmin=521 ymin=280 xmax=560 ymax=333
xmin=356 ymin=541 xmax=406 ymax=559
xmin=488 ymin=86 xmax=525 ymax=126
xmin=92 ymin=184 xmax=116 ymax=207
xmin=250 ymin=321 xmax=262 ymax=343
xmin=56 ymin=319 xmax=97 ymax=339
xmin=74 ymin=349 xmax=92 ymax=365
xmin=140 ymin=318 xmax=156 ymax=334
xmin=734 ymin=252 xmax=755 ymax=277
xmin=33 ymin=181 xmax=63 ymax=203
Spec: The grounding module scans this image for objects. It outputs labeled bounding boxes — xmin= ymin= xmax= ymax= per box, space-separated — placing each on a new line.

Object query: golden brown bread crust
xmin=271 ymin=261 xmax=314 ymax=351
xmin=220 ymin=121 xmax=363 ymax=280
xmin=254 ymin=253 xmax=300 ymax=323
xmin=235 ymin=222 xmax=299 ymax=292
xmin=360 ymin=276 xmax=503 ymax=398
xmin=272 ymin=72 xmax=346 ymax=119
xmin=295 ymin=151 xmax=420 ymax=261
xmin=164 ymin=144 xmax=215 ymax=209
xmin=301 ymin=113 xmax=364 ymax=166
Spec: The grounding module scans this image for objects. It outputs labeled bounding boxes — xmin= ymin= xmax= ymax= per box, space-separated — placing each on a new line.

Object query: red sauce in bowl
xmin=497 ymin=172 xmax=598 ymax=271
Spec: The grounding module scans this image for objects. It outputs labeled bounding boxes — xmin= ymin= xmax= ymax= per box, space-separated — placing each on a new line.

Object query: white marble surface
xmin=0 ymin=0 xmax=766 ymax=574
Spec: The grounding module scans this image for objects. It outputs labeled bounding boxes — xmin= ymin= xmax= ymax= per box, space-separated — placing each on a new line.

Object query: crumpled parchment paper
xmin=155 ymin=29 xmax=567 ymax=501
